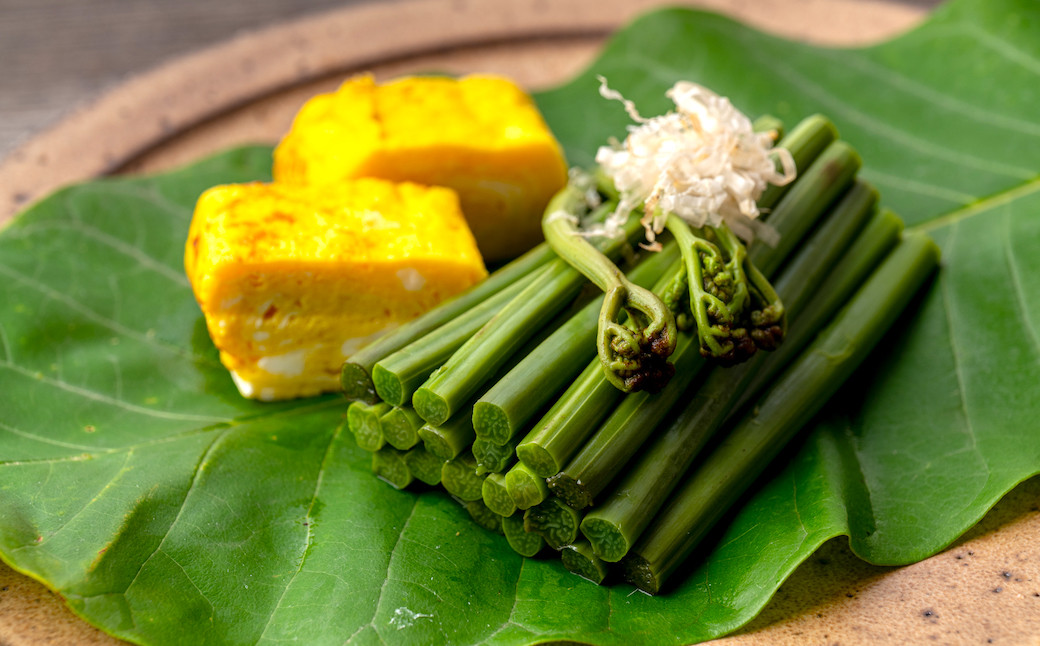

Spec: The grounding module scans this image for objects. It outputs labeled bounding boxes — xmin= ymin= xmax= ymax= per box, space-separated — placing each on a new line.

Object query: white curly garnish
xmin=593 ymin=76 xmax=795 ymax=245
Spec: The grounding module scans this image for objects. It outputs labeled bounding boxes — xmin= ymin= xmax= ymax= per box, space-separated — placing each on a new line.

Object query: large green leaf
xmin=1 ymin=0 xmax=1038 ymax=643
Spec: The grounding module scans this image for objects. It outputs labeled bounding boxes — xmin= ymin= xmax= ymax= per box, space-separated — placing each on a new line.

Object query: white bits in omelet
xmin=257 ymin=349 xmax=308 ymax=377
xmin=185 ymin=180 xmax=488 ymax=401
xmin=396 ymin=268 xmax=427 ymax=292
xmin=230 ymin=376 xmax=276 ymax=402
xmin=230 ymin=371 xmax=257 ymax=399
xmin=232 ymin=349 xmax=308 ymax=402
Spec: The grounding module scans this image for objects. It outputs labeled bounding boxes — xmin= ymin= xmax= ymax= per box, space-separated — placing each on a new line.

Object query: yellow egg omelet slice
xmin=272 ymin=74 xmax=569 ymax=261
xmin=185 ymin=179 xmax=487 ymax=401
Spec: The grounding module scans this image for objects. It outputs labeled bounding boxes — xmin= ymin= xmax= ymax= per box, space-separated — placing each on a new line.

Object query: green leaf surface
xmin=1 ymin=0 xmax=1039 ymax=643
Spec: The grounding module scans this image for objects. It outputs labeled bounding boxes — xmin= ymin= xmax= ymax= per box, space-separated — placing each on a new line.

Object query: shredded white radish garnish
xmin=593 ymin=77 xmax=796 ymax=246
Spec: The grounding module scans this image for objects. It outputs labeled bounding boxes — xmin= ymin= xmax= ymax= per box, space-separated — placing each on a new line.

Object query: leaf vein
xmin=734 ymin=27 xmax=1036 ymax=180
xmin=44 ymin=450 xmax=136 ymax=542
xmin=829 ymin=49 xmax=1040 ymax=137
xmin=0 ymin=420 xmax=102 ymax=452
xmin=369 ymin=497 xmax=422 ymax=638
xmin=958 ymin=22 xmax=1040 ymax=75
xmin=69 ymin=183 xmax=190 ymax=220
xmin=834 ymin=417 xmax=880 ymax=540
xmin=939 ymin=224 xmax=979 ymax=453
xmin=7 ymin=219 xmax=190 ymax=287
xmin=912 ymin=176 xmax=1040 ymax=233
xmin=119 ymin=427 xmax=230 ymax=597
xmin=0 ymin=322 xmax=11 ymax=362
xmin=1002 ymin=212 xmax=1040 ymax=360
xmin=163 ymin=550 xmax=217 ymax=620
xmin=255 ymin=424 xmax=343 ymax=644
xmin=482 ymin=557 xmax=526 ymax=643
xmin=0 ymin=398 xmax=341 ymax=467
xmin=790 ymin=478 xmax=808 ymax=541
xmin=859 ymin=168 xmax=976 ymax=205
xmin=0 ymin=262 xmax=218 ymax=366
xmin=0 ymin=359 xmax=232 ymax=424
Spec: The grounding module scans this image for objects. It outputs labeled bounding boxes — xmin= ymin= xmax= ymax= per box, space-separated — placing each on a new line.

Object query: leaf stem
xmin=512 ymin=256 xmax=683 ymax=479
xmin=560 ymin=540 xmax=610 ymax=585
xmin=372 ymin=270 xmax=546 ymax=407
xmin=502 ymin=512 xmax=545 ymax=557
xmin=341 ymin=242 xmax=557 ymax=402
xmin=379 ymin=406 xmax=425 ymax=451
xmin=758 ymin=114 xmax=838 ymax=210
xmin=459 ymin=498 xmax=503 ymax=534
xmin=547 ymin=330 xmax=707 ymax=510
xmin=441 ymin=452 xmax=485 ymax=502
xmin=749 ymin=140 xmax=861 ymax=275
xmin=472 ymin=240 xmax=681 ymax=446
xmin=524 ymin=496 xmax=582 ymax=550
xmin=504 ymin=462 xmax=550 ymax=510
xmin=481 ymin=472 xmax=518 ymax=517
xmin=578 ymin=181 xmax=887 ymax=561
xmin=403 ymin=444 xmax=444 ymax=486
xmin=622 ymin=232 xmax=940 ymax=594
xmin=547 ymin=145 xmax=858 ymax=510
xmin=472 ymin=436 xmax=519 ymax=475
xmin=346 ymin=401 xmax=390 ymax=452
xmin=412 ymin=204 xmax=643 ymax=425
xmin=371 ymin=446 xmax=412 ymax=490
xmin=417 ymin=403 xmax=476 ymax=462
xmin=543 ymin=183 xmax=678 ymax=392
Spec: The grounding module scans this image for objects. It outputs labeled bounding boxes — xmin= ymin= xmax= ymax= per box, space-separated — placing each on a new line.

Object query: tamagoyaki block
xmin=272 ymin=74 xmax=569 ymax=261
xmin=185 ymin=179 xmax=487 ymax=401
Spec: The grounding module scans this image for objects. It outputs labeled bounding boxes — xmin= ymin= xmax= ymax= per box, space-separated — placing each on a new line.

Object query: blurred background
xmin=0 ymin=0 xmax=380 ymax=158
xmin=1 ymin=0 xmax=942 ymax=160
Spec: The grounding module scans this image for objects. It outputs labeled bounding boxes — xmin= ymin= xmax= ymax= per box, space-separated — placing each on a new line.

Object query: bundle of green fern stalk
xmin=338 ymin=90 xmax=939 ymax=595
